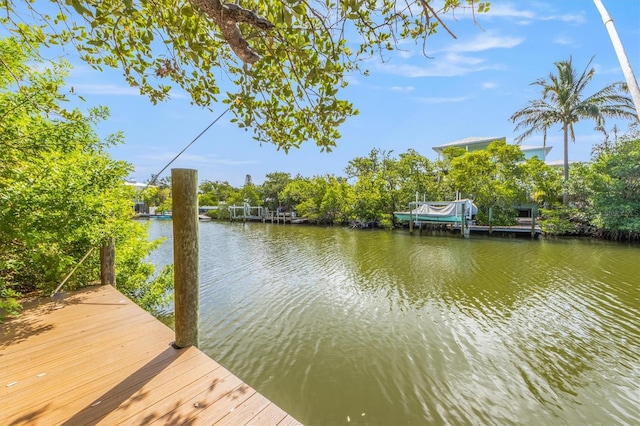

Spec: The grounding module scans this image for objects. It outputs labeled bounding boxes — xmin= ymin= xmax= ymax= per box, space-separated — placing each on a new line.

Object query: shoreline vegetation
xmin=0 ymin=38 xmax=173 ymax=320
xmin=2 ymin=30 xmax=638 ymax=321
xmin=200 ymin=213 xmax=639 ymax=242
xmin=180 ymin=134 xmax=639 ymax=243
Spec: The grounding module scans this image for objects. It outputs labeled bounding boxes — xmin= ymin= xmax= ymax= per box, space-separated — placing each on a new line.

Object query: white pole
xmin=593 ymin=0 xmax=640 ymax=120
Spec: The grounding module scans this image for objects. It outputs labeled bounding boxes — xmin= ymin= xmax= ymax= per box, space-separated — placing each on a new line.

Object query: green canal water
xmin=148 ymin=220 xmax=639 ymax=425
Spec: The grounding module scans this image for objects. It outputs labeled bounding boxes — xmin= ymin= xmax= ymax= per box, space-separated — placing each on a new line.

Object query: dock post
xmin=488 ymin=207 xmax=493 ymax=236
xmin=172 ymin=168 xmax=199 ymax=349
xmin=409 ymin=219 xmax=414 ymax=234
xmin=461 ymin=203 xmax=467 ymax=238
xmin=100 ymin=237 xmax=116 ymax=287
xmin=531 ymin=205 xmax=537 ymax=239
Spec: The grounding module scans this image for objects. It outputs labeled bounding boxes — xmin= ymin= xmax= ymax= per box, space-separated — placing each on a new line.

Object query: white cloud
xmin=70 ymin=83 xmax=188 ymax=99
xmin=447 ymin=32 xmax=524 ymax=53
xmin=444 ymin=52 xmax=484 ymax=65
xmin=377 ymin=62 xmax=461 ymax=78
xmin=390 ymin=86 xmax=415 ymax=93
xmin=167 ymin=90 xmax=189 ymax=99
xmin=482 ymin=82 xmax=498 ymax=90
xmin=593 ymin=64 xmax=622 ymax=76
xmin=553 ymin=35 xmax=574 ymax=45
xmin=376 ymin=51 xmax=504 ymax=78
xmin=140 ymin=152 xmax=258 ymax=166
xmin=542 ymin=13 xmax=586 ymax=24
xmin=68 ymin=64 xmax=100 ymax=76
xmin=482 ymin=4 xmax=535 ymax=20
xmin=449 ymin=2 xmax=586 ymax=25
xmin=415 ymin=96 xmax=467 ymax=104
xmin=344 ymin=75 xmax=360 ymax=85
xmin=212 ymin=158 xmax=260 ymax=165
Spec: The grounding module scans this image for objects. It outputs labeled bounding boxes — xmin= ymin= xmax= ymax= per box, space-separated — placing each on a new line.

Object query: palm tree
xmin=510 ymin=56 xmax=637 ymax=201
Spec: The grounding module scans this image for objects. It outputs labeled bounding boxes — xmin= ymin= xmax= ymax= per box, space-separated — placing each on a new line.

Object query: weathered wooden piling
xmin=488 ymin=207 xmax=493 ymax=236
xmin=462 ymin=203 xmax=469 ymax=238
xmin=172 ymin=168 xmax=199 ymax=349
xmin=100 ymin=237 xmax=116 ymax=287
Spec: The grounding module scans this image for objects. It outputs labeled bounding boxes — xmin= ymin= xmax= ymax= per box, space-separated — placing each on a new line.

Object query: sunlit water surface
xmin=148 ymin=220 xmax=639 ymax=425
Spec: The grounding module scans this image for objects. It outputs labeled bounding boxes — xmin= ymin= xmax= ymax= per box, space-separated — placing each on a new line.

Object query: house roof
xmin=124 ymin=181 xmax=150 ymax=189
xmin=432 ymin=136 xmax=506 ymax=154
xmin=545 ymin=159 xmax=578 ymax=167
xmin=432 ymin=137 xmax=555 ymax=158
xmin=520 ymin=145 xmax=553 ymax=155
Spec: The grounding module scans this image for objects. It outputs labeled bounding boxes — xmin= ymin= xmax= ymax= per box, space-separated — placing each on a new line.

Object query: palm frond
xmin=510 ymin=56 xmax=635 ymax=184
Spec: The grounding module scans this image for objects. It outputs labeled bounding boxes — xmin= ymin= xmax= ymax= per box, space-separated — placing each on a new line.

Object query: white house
xmin=432 ymin=136 xmax=552 ymax=162
xmin=125 ymin=180 xmax=152 ymax=213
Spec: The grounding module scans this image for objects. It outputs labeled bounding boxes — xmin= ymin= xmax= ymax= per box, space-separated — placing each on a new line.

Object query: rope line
xmin=146 ymin=107 xmax=229 ymax=189
xmin=51 ymin=247 xmax=96 ymax=297
xmin=51 ymin=107 xmax=230 ymax=297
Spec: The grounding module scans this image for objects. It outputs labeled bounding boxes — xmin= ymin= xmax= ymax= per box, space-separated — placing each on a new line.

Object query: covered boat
xmin=393 ymin=199 xmax=477 ymax=223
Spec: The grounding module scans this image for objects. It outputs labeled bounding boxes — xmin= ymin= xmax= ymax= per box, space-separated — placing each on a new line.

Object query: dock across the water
xmin=409 ymin=220 xmax=542 ymax=238
xmin=0 ymin=285 xmax=301 ymax=425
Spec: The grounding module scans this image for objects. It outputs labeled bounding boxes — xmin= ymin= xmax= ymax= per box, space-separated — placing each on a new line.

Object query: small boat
xmin=150 ymin=214 xmax=172 ymax=220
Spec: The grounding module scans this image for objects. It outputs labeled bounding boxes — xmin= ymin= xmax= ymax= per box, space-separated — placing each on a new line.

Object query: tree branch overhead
xmin=189 ymin=0 xmax=275 ymax=64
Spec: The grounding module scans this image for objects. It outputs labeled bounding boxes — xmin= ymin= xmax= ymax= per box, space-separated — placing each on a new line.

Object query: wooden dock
xmin=456 ymin=223 xmax=542 ymax=237
xmin=409 ymin=222 xmax=542 ymax=238
xmin=0 ymin=285 xmax=301 ymax=426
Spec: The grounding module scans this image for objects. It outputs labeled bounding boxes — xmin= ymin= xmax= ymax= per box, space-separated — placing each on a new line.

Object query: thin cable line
xmin=146 ymin=107 xmax=229 ymax=189
xmin=51 ymin=107 xmax=230 ymax=297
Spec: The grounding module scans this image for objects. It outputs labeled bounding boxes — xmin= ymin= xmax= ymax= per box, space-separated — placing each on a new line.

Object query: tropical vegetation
xmin=197 ymin=130 xmax=639 ymax=241
xmin=0 ymin=0 xmax=488 ymax=153
xmin=2 ymin=0 xmax=639 ymax=323
xmin=510 ymin=56 xmax=636 ymax=189
xmin=0 ymin=38 xmax=172 ymax=319
xmin=541 ymin=130 xmax=640 ymax=240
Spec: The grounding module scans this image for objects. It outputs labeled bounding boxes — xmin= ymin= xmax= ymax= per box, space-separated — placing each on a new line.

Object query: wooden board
xmin=0 ymin=285 xmax=301 ymax=426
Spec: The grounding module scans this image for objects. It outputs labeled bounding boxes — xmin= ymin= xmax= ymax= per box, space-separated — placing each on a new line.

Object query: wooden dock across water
xmin=0 ymin=285 xmax=301 ymax=426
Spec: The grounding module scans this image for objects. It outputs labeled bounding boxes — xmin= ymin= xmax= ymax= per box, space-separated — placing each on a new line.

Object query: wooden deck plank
xmin=3 ymin=327 xmax=197 ymax=424
xmin=279 ymin=415 xmax=306 ymax=426
xmin=2 ymin=332 xmax=194 ymax=408
xmin=2 ymin=295 xmax=184 ymax=402
xmin=0 ymin=285 xmax=301 ymax=426
xmin=62 ymin=348 xmax=222 ymax=425
xmin=4 ymin=343 xmax=203 ymax=424
xmin=1 ymin=314 xmax=166 ymax=381
xmin=246 ymin=403 xmax=290 ymax=425
xmin=215 ymin=392 xmax=273 ymax=425
xmin=184 ymin=383 xmax=258 ymax=426
xmin=146 ymin=367 xmax=243 ymax=425
xmin=1 ymin=289 xmax=154 ymax=362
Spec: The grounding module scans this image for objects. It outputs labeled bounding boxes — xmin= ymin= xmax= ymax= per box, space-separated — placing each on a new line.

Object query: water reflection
xmin=148 ymin=221 xmax=640 ymax=425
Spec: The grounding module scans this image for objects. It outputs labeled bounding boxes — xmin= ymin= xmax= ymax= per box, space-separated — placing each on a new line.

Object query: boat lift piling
xmin=462 ymin=203 xmax=469 ymax=238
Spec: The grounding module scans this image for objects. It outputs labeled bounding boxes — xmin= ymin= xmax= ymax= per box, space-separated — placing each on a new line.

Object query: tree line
xmin=192 ymin=54 xmax=638 ymax=239
xmin=2 ymin=0 xmax=638 ymax=320
xmin=0 ymin=38 xmax=172 ymax=319
xmin=195 ymin=132 xmax=639 ymax=241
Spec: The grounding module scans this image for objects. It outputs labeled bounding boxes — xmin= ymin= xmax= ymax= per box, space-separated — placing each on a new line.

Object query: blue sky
xmin=62 ymin=1 xmax=640 ymax=187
